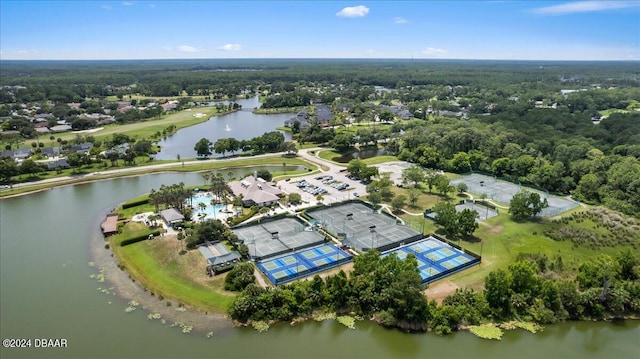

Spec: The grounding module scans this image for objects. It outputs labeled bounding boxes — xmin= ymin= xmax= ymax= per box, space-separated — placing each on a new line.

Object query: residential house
xmin=41 ymin=147 xmax=62 ymax=158
xmin=161 ymin=101 xmax=178 ymax=112
xmin=284 ymin=110 xmax=312 ymax=128
xmin=379 ymin=105 xmax=412 ymax=120
xmin=228 ymin=175 xmax=283 ymax=207
xmin=1 ymin=148 xmax=33 ymax=161
xmin=97 ymin=116 xmax=117 ymax=125
xmin=50 ymin=124 xmax=73 ymax=132
xmin=315 ymin=105 xmax=334 ymax=126
xmin=69 ymin=142 xmax=93 ymax=154
xmin=37 ymin=158 xmax=70 ymax=170
xmin=102 ymin=143 xmax=130 ymax=156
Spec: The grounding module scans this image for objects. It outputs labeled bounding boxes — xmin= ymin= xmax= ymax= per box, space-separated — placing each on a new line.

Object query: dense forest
xmin=1 ymin=59 xmax=638 ymax=101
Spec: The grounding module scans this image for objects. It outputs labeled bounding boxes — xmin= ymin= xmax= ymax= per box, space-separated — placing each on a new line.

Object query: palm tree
xmin=149 ymin=189 xmax=161 ymax=212
xmin=210 ymin=198 xmax=218 ymax=220
xmin=210 ymin=173 xmax=231 ymax=206
xmin=202 ymin=172 xmax=211 ymax=186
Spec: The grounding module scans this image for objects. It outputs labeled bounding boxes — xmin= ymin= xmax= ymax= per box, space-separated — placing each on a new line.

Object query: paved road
xmin=7 ymin=152 xmax=293 ymax=190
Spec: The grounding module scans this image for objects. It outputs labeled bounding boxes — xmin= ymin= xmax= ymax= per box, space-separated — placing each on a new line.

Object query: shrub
xmin=122 ymin=198 xmax=149 ymax=209
xmin=119 ymin=229 xmax=161 ymax=246
xmin=228 ymin=207 xmax=258 ymax=226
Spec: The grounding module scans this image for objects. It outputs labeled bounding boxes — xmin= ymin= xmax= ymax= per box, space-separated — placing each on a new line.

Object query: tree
xmin=189 ymin=219 xmax=238 ymax=248
xmin=288 ymin=193 xmax=302 ymax=205
xmin=194 ymin=138 xmax=212 ymax=158
xmin=213 ymin=138 xmax=229 ymax=157
xmin=509 ymin=190 xmax=549 ymax=220
xmin=484 ymin=269 xmax=512 ymax=318
xmin=368 ymin=191 xmax=382 ymax=207
xmin=449 ymin=151 xmax=471 ymax=173
xmin=424 ymin=169 xmax=439 ymax=193
xmin=347 ymin=158 xmax=366 ymax=179
xmin=209 ymin=173 xmax=232 ymax=206
xmin=391 ymin=195 xmax=407 ymax=212
xmin=435 ymin=174 xmax=450 ymax=196
xmin=0 ymin=159 xmax=19 ymax=184
xmin=280 ymin=141 xmax=298 ymax=155
xmin=291 ymin=120 xmax=301 ymax=134
xmin=407 ymin=188 xmax=420 ymax=208
xmin=224 ymin=263 xmax=256 ymax=291
xmin=456 ymin=182 xmax=468 ymax=194
xmin=256 ymin=168 xmax=272 ymax=181
xmin=401 ymin=164 xmax=425 ymax=188
xmin=433 ymin=202 xmax=458 ymax=236
xmin=329 ymin=132 xmax=355 ymax=153
xmin=457 ymin=208 xmax=479 ymax=236
xmin=19 ymin=159 xmax=42 ymax=177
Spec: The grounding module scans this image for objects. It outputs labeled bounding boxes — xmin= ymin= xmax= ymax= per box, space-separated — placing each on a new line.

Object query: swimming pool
xmin=189 ymin=193 xmax=228 ymax=221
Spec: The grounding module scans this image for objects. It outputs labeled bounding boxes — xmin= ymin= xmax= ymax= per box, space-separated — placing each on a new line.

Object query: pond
xmin=155 ymin=96 xmax=293 ymax=160
xmin=0 ymin=173 xmax=638 ymax=359
xmin=332 ymin=148 xmax=387 ymax=163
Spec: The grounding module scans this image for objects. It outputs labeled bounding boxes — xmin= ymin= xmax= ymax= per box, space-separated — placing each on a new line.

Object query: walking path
xmin=6 ymin=152 xmax=292 ymax=191
xmin=253 ymin=268 xmax=269 ymax=288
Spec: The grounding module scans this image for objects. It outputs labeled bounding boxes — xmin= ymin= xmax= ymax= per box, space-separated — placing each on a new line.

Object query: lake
xmin=155 ymin=96 xmax=293 ymax=160
xmin=0 ymin=173 xmax=638 ymax=359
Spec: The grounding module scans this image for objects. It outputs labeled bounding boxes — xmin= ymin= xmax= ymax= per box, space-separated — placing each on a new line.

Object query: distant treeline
xmin=1 ymin=59 xmax=638 ymax=101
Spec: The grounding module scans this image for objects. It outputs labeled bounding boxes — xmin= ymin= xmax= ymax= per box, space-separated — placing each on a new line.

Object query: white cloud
xmin=394 ymin=17 xmax=408 ymax=24
xmin=122 ymin=1 xmax=133 ymax=6
xmin=531 ymin=1 xmax=639 ymax=15
xmin=218 ymin=43 xmax=242 ymax=51
xmin=178 ymin=45 xmax=201 ymax=53
xmin=421 ymin=47 xmax=447 ymax=57
xmin=101 ymin=5 xmax=112 ymax=10
xmin=336 ymin=5 xmax=370 ymax=18
xmin=162 ymin=46 xmax=172 ymax=51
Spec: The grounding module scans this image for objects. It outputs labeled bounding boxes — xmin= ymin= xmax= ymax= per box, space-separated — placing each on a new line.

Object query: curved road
xmin=7 ymin=151 xmax=318 ymax=191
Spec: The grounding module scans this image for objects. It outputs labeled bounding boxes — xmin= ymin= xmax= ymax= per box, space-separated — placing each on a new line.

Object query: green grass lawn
xmin=111 ymin=222 xmax=235 ymax=313
xmin=599 ymin=108 xmax=629 ymax=117
xmin=424 ymin=209 xmax=638 ymax=290
xmin=317 ymin=148 xmax=397 ymax=165
xmin=379 ymin=186 xmax=638 ymax=293
xmin=362 ymin=155 xmax=398 ymax=165
xmin=49 ymin=106 xmax=227 ymax=143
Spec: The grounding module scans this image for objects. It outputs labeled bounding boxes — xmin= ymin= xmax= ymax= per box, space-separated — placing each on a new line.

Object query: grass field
xmin=111 ymin=222 xmax=235 ymax=313
xmin=51 ymin=106 xmax=229 ymax=143
xmin=422 ymin=207 xmax=637 ymax=291
xmin=317 ymin=148 xmax=397 ymax=165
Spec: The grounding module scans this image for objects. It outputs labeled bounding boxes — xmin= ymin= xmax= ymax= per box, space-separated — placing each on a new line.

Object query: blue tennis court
xmin=383 ymin=236 xmax=480 ymax=284
xmin=257 ymin=243 xmax=352 ymax=285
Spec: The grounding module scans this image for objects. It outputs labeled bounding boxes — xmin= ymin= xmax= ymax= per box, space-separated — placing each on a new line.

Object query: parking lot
xmin=278 ymin=168 xmax=370 ymax=206
xmin=276 ymin=151 xmax=411 ymax=207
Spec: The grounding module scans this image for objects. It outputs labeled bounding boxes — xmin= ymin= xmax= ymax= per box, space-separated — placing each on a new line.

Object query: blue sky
xmin=1 ymin=1 xmax=638 ymax=60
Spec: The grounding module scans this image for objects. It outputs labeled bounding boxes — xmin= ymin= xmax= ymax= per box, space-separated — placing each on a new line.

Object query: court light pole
xmin=295 ymin=248 xmax=299 ymax=279
xmin=369 ymin=226 xmax=377 ymax=251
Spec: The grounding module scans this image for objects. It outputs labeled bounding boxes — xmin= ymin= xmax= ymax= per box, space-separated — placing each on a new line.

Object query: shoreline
xmin=90 ymin=205 xmax=235 ymax=334
xmin=0 ymin=154 xmax=316 ymax=199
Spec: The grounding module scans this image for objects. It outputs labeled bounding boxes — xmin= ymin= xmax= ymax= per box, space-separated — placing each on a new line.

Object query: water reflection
xmin=155 ymin=96 xmax=294 ymax=160
xmin=333 ymin=148 xmax=386 ymax=163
